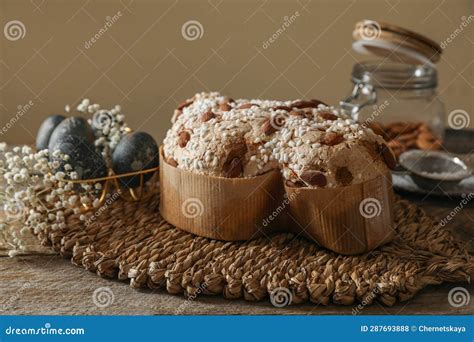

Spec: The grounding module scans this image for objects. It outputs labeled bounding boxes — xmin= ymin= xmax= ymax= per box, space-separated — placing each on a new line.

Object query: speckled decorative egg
xmin=50 ymin=135 xmax=107 ymax=180
xmin=36 ymin=115 xmax=65 ymax=151
xmin=48 ymin=117 xmax=95 ymax=152
xmin=112 ymin=132 xmax=159 ymax=188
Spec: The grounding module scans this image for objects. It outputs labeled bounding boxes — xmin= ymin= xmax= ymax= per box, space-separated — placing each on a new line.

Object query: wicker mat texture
xmin=34 ymin=191 xmax=473 ymax=307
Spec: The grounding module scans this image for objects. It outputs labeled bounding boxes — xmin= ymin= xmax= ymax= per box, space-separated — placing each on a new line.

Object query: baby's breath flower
xmin=80 ymin=196 xmax=90 ymax=204
xmin=68 ymin=195 xmax=78 ymax=206
xmin=92 ymin=198 xmax=100 ymax=208
xmin=1 ymin=98 xmax=129 ymax=256
xmin=55 ymin=172 xmax=65 ymax=180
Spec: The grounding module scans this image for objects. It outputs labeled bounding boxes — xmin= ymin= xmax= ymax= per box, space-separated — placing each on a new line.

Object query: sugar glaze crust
xmin=163 ymin=92 xmax=394 ymax=188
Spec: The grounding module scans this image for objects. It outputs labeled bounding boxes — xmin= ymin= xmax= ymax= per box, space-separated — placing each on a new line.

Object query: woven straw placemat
xmin=34 ymin=190 xmax=473 ymax=307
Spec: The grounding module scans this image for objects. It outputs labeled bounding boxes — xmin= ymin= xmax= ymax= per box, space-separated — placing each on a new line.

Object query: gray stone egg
xmin=48 ymin=117 xmax=95 ymax=152
xmin=50 ymin=135 xmax=107 ymax=180
xmin=36 ymin=115 xmax=65 ymax=151
xmin=112 ymin=132 xmax=159 ymax=188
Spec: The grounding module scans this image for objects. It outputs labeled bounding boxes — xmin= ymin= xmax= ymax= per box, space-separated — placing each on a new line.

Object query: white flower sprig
xmin=1 ymin=99 xmax=131 ymax=257
xmin=0 ymin=143 xmax=104 ymax=256
xmin=76 ymin=98 xmax=131 ymax=168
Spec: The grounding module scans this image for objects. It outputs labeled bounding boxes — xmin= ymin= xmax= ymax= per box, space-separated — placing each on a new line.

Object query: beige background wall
xmin=0 ymin=0 xmax=473 ymax=145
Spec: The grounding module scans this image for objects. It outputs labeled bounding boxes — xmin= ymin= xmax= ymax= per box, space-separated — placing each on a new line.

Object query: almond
xmin=318 ymin=112 xmax=338 ymax=121
xmin=416 ymin=137 xmax=442 ymax=150
xmin=291 ymin=99 xmax=326 ymax=109
xmin=272 ymin=105 xmax=292 ymax=111
xmin=335 ymin=167 xmax=353 ymax=186
xmin=360 ymin=140 xmax=380 ymax=160
xmin=396 ymin=130 xmax=419 ymax=142
xmin=285 ymin=180 xmax=306 ymax=188
xmin=166 ymin=157 xmax=178 ymax=167
xmin=171 ymin=109 xmax=182 ymax=123
xmin=289 ymin=110 xmax=305 ymax=117
xmin=406 ymin=122 xmax=422 ymax=131
xmin=386 ymin=122 xmax=418 ymax=135
xmin=223 ymin=142 xmax=248 ymax=177
xmin=378 ymin=143 xmax=397 ymax=169
xmin=321 ymin=132 xmax=344 ymax=146
xmin=201 ymin=110 xmax=216 ymax=122
xmin=387 ymin=139 xmax=406 ymax=158
xmin=310 ymin=99 xmax=328 ymax=107
xmin=291 ymin=100 xmax=316 ymax=109
xmin=405 ymin=138 xmax=418 ymax=148
xmin=300 ymin=170 xmax=327 ymax=187
xmin=366 ymin=121 xmax=386 ymax=138
xmin=403 ymin=139 xmax=416 ymax=149
xmin=178 ymin=131 xmax=190 ymax=148
xmin=224 ymin=142 xmax=248 ymax=163
xmin=387 ymin=139 xmax=403 ymax=149
xmin=238 ymin=103 xmax=258 ymax=109
xmin=219 ymin=103 xmax=232 ymax=111
xmin=417 ymin=131 xmax=436 ymax=142
xmin=262 ymin=119 xmax=277 ymax=135
xmin=177 ymin=99 xmax=193 ymax=110
xmin=223 ymin=157 xmax=243 ymax=178
xmin=418 ymin=123 xmax=431 ymax=133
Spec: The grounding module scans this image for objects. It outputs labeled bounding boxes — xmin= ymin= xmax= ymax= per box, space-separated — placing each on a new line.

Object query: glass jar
xmin=340 ymin=62 xmax=445 ymax=158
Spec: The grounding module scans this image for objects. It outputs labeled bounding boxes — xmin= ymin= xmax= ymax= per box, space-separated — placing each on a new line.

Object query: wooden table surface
xmin=1 ymin=192 xmax=473 ymax=315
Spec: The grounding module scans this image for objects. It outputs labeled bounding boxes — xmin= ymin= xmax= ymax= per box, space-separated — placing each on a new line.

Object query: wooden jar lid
xmin=353 ymin=20 xmax=441 ymax=65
